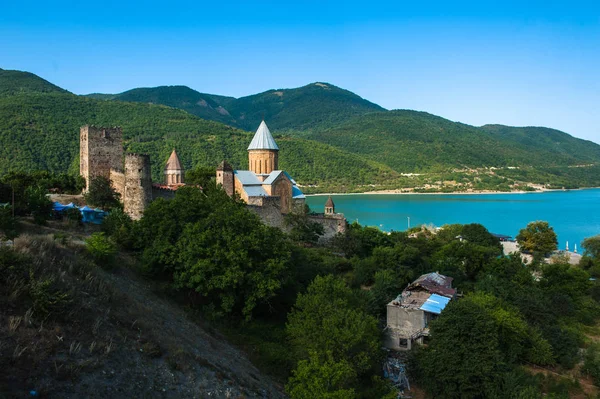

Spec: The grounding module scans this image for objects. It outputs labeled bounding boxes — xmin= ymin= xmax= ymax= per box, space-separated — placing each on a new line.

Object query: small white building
xmin=385 ymin=272 xmax=455 ymax=350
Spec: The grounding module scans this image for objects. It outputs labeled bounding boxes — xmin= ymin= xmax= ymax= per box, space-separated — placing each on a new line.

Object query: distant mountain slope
xmin=112 ymin=86 xmax=238 ymax=126
xmin=0 ymin=91 xmax=400 ymax=190
xmin=226 ymin=82 xmax=386 ymax=131
xmin=0 ymin=68 xmax=69 ymax=95
xmin=304 ymin=110 xmax=600 ymax=172
xmin=2 ymin=68 xmax=600 ymax=191
xmin=86 ymin=82 xmax=385 ymax=131
xmin=481 ymin=124 xmax=600 ymax=164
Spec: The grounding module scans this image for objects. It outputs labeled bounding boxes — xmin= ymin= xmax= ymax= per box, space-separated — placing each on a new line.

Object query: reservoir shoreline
xmin=306 ymin=187 xmax=600 ymax=197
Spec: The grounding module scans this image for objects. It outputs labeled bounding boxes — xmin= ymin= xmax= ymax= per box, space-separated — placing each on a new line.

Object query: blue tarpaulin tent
xmin=52 ymin=202 xmax=107 ymax=224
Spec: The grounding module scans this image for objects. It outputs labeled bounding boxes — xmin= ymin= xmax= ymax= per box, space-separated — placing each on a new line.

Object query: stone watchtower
xmin=124 ymin=154 xmax=152 ymax=220
xmin=325 ymin=196 xmax=335 ymax=215
xmin=216 ymin=160 xmax=234 ymax=197
xmin=164 ymin=149 xmax=184 ymax=185
xmin=248 ymin=120 xmax=279 ymax=175
xmin=80 ymin=125 xmax=123 ymax=190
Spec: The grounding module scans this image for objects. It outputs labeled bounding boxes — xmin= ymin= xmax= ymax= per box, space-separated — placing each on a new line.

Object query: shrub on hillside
xmin=86 ymin=232 xmax=117 ymax=268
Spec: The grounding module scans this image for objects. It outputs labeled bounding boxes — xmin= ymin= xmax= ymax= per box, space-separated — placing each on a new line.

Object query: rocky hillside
xmin=1 ymin=230 xmax=285 ymax=398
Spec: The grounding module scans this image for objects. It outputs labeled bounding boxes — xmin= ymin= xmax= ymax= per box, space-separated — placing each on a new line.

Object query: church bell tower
xmin=247 ymin=120 xmax=279 ymax=175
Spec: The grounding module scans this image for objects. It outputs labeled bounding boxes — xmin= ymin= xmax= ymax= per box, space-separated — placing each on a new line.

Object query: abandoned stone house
xmin=384 ymin=272 xmax=456 ymax=350
xmin=79 ymin=125 xmax=184 ymax=220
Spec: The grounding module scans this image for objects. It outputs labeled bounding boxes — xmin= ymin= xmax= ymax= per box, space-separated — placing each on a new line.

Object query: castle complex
xmin=80 ymin=122 xmax=346 ymax=238
xmin=216 ymin=121 xmax=306 ymax=214
xmin=79 ymin=125 xmax=182 ymax=220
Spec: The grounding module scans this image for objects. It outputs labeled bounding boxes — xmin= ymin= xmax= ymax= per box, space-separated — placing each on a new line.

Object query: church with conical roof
xmin=217 ymin=120 xmax=305 ymax=214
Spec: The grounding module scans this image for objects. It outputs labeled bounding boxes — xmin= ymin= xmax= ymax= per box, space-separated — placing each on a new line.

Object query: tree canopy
xmin=516 ymin=221 xmax=558 ymax=256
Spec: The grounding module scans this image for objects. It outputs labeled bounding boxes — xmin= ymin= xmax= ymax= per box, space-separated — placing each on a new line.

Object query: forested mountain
xmin=481 ymin=124 xmax=600 ymax=163
xmin=0 ymin=68 xmax=69 ymax=96
xmin=302 ymin=110 xmax=600 ymax=171
xmin=2 ymin=67 xmax=600 ymax=191
xmin=85 ymin=82 xmax=385 ymax=131
xmin=222 ymin=82 xmax=386 ymax=131
xmin=0 ymin=91 xmax=399 ymax=191
xmin=111 ymin=86 xmax=237 ymax=126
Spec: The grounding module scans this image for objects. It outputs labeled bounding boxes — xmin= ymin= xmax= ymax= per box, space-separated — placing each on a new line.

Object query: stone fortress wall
xmin=80 ymin=126 xmax=123 ymax=191
xmin=80 ymin=125 xmax=152 ymax=220
xmin=123 ymin=154 xmax=152 ymax=220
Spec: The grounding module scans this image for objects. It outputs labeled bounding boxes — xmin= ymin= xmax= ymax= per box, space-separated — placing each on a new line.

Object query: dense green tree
xmin=417 ymin=293 xmax=507 ymax=398
xmin=184 ymin=166 xmax=216 ymax=187
xmin=102 ymin=208 xmax=134 ymax=249
xmin=84 ymin=176 xmax=121 ymax=210
xmin=333 ymin=222 xmax=392 ymax=259
xmin=286 ymin=275 xmax=380 ymax=375
xmin=516 ymin=221 xmax=558 ymax=256
xmin=433 ymin=240 xmax=500 ymax=283
xmin=285 ymin=213 xmax=325 ymax=245
xmin=417 ymin=292 xmax=553 ymax=398
xmin=25 ymin=186 xmax=53 ymax=225
xmin=174 ymin=195 xmax=291 ymax=319
xmin=286 ymin=351 xmax=357 ymax=399
xmin=582 ymin=235 xmax=600 ymax=259
xmin=461 ymin=223 xmax=503 ymax=253
xmin=366 ymin=269 xmax=407 ymax=317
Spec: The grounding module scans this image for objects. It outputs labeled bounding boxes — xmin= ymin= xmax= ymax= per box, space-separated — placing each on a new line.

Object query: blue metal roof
xmin=263 ymin=170 xmax=284 ymax=185
xmin=419 ymin=294 xmax=451 ymax=315
xmin=292 ymin=185 xmax=305 ymax=199
xmin=243 ymin=186 xmax=268 ymax=197
xmin=234 ymin=170 xmax=262 ymax=185
xmin=247 ymin=121 xmax=279 ymax=150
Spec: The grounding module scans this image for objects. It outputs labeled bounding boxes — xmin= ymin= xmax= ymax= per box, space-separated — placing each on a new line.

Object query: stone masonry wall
xmin=80 ymin=125 xmax=123 ymax=190
xmin=109 ymin=169 xmax=126 ymax=199
xmin=248 ymin=150 xmax=278 ymax=175
xmin=307 ymin=213 xmax=347 ymax=242
xmin=123 ymin=154 xmax=153 ymax=220
xmin=152 ymin=186 xmax=177 ymax=200
xmin=216 ymin=170 xmax=235 ymax=197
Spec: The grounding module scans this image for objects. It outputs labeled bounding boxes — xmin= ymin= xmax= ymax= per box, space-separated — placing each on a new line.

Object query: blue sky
xmin=1 ymin=1 xmax=599 ymax=142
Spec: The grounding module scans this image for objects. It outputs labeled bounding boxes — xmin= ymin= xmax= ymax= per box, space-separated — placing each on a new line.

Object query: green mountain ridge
xmin=84 ymin=81 xmax=386 ymax=131
xmin=0 ymin=90 xmax=399 ymax=191
xmin=0 ymin=68 xmax=69 ymax=96
xmin=2 ymin=67 xmax=600 ymax=191
xmin=301 ymin=110 xmax=600 ymax=172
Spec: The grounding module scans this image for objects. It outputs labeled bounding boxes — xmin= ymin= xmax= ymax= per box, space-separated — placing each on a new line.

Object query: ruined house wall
xmin=123 ymin=154 xmax=152 ymax=220
xmin=385 ymin=306 xmax=426 ymax=350
xmin=109 ymin=169 xmax=126 ymax=199
xmin=80 ymin=125 xmax=123 ymax=190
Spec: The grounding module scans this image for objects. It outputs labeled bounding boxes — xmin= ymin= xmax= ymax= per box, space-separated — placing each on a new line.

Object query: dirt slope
xmin=1 ymin=234 xmax=286 ymax=398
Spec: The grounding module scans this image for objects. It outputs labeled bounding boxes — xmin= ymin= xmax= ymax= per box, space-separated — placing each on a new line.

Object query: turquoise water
xmin=306 ymin=189 xmax=600 ymax=248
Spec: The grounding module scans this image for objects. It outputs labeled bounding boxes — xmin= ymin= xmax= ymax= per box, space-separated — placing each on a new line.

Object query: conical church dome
xmin=247 ymin=120 xmax=279 ymax=151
